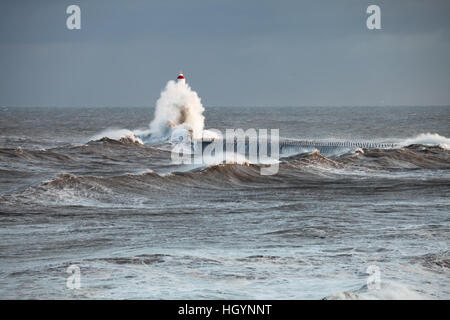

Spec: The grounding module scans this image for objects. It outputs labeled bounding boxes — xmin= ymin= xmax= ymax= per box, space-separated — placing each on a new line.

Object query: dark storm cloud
xmin=0 ymin=0 xmax=449 ymax=107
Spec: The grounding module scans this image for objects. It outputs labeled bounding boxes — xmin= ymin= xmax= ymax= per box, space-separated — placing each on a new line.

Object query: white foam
xmin=201 ymin=152 xmax=250 ymax=166
xmin=400 ymin=133 xmax=450 ymax=150
xmin=148 ymin=80 xmax=205 ymax=140
xmin=90 ymin=128 xmax=143 ymax=144
xmin=335 ymin=280 xmax=428 ymax=300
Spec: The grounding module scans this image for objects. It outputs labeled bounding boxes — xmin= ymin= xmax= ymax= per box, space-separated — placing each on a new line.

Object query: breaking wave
xmin=89 ymin=78 xmax=221 ymax=145
xmin=90 ymin=129 xmax=143 ymax=144
xmin=331 ymin=280 xmax=428 ymax=300
xmin=400 ymin=133 xmax=450 ymax=150
xmin=1 ymin=142 xmax=448 ymax=208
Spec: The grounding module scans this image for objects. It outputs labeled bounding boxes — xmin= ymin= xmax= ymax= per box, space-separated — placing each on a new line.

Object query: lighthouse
xmin=177 ymin=72 xmax=186 ymax=85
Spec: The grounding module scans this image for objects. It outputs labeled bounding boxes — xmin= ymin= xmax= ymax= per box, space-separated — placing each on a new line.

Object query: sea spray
xmin=90 ymin=76 xmax=217 ymax=144
xmin=147 ymin=79 xmax=205 ymax=140
xmin=90 ymin=128 xmax=143 ymax=144
xmin=400 ymin=133 xmax=450 ymax=150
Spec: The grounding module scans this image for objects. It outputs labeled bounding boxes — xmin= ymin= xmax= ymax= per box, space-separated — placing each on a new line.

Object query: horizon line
xmin=2 ymin=105 xmax=450 ymax=109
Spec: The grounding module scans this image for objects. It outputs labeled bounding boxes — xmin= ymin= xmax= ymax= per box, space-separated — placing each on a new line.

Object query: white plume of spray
xmin=91 ymin=76 xmax=218 ymax=144
xmin=400 ymin=133 xmax=450 ymax=150
xmin=147 ymin=79 xmax=205 ymax=140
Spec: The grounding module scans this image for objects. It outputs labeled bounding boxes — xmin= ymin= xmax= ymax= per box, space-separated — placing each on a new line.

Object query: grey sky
xmin=1 ymin=0 xmax=449 ymax=107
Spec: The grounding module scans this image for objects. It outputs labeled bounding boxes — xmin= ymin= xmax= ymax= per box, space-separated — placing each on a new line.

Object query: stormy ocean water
xmin=0 ymin=105 xmax=449 ymax=299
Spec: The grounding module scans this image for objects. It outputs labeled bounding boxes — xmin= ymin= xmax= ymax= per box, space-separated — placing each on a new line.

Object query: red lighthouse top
xmin=177 ymin=73 xmax=185 ymax=80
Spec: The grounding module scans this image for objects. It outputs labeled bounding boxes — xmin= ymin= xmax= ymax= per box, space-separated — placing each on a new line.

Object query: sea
xmin=0 ymin=105 xmax=449 ymax=299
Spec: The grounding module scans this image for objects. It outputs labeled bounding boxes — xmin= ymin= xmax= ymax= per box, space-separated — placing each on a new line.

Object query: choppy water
xmin=0 ymin=106 xmax=449 ymax=299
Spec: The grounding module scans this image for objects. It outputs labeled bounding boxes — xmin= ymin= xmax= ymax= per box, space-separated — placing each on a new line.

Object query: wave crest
xmin=89 ymin=129 xmax=143 ymax=144
xmin=401 ymin=133 xmax=450 ymax=150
